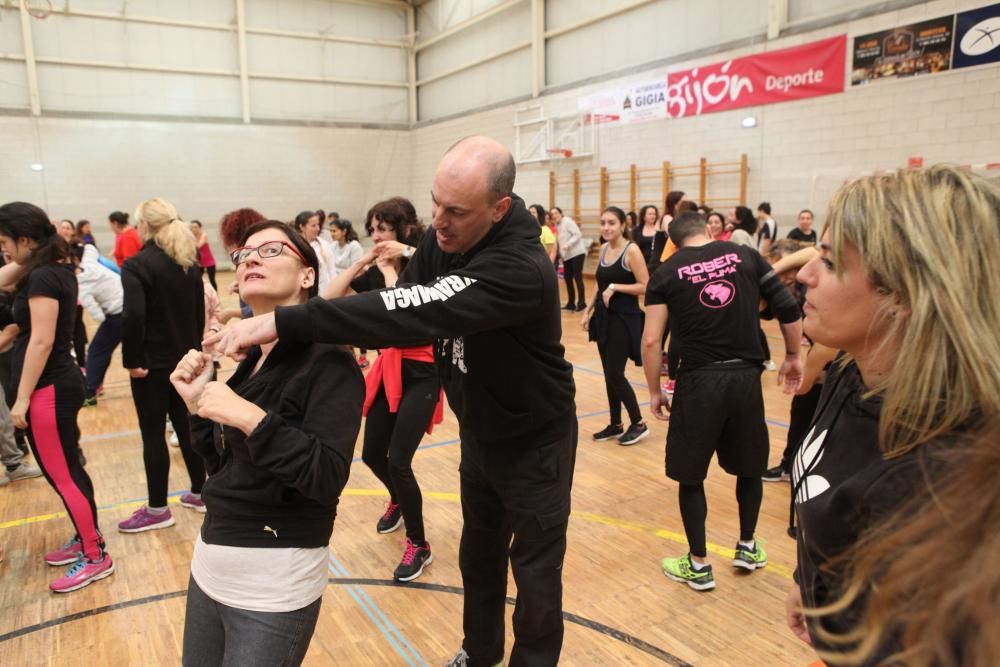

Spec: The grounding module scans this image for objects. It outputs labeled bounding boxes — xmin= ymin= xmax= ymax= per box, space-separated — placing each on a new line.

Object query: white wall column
xmin=236 ymin=0 xmax=251 ymax=124
xmin=18 ymin=0 xmax=41 ymax=116
xmin=531 ymin=0 xmax=544 ymax=98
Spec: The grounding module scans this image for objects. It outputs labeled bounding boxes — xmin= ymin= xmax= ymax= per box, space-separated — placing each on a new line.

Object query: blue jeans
xmin=182 ymin=575 xmax=322 ymax=667
xmin=85 ymin=313 xmax=123 ymax=397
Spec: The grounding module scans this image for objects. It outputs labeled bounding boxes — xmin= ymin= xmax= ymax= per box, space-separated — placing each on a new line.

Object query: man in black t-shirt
xmin=786 ymin=209 xmax=818 ymax=245
xmin=641 ymin=211 xmax=803 ymax=592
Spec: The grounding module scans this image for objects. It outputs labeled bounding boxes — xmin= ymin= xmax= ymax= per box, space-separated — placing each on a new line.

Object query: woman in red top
xmin=109 ymin=211 xmax=142 ymax=267
xmin=190 ymin=221 xmax=217 ymax=292
xmin=322 ymin=197 xmax=442 ymax=583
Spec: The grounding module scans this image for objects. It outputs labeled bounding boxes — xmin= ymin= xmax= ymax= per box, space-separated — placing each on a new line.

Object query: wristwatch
xmin=402 ymin=246 xmax=413 ymax=258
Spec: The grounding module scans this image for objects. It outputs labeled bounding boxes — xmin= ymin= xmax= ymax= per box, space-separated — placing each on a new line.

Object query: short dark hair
xmin=238 ymin=220 xmax=319 ymax=298
xmin=799 ymin=208 xmax=814 ymax=218
xmin=757 ymin=201 xmax=771 ymax=215
xmin=108 ymin=210 xmax=129 ymax=227
xmin=734 ymin=206 xmax=758 ymax=235
xmin=365 ymin=197 xmax=425 ymax=248
xmin=668 ymin=211 xmax=708 ymax=247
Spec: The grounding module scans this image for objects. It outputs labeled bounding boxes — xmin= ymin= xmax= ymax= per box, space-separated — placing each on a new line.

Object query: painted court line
xmin=326 ymin=554 xmax=427 ymax=667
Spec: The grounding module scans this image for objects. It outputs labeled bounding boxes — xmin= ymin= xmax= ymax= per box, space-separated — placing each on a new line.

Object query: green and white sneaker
xmin=732 ymin=540 xmax=768 ymax=571
xmin=660 ymin=554 xmax=715 ymax=591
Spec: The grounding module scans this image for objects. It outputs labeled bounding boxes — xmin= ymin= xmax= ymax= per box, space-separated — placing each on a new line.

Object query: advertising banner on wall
xmin=850 ymin=15 xmax=954 ymax=85
xmin=662 ymin=35 xmax=846 ymax=119
xmin=577 ymin=79 xmax=667 ymax=126
xmin=952 ymin=3 xmax=1000 ymax=69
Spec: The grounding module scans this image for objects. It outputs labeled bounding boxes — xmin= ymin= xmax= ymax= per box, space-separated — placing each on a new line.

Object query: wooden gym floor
xmin=0 ymin=274 xmax=819 ymax=666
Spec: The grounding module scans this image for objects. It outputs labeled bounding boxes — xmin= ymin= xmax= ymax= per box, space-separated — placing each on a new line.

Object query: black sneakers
xmin=762 ymin=465 xmax=790 ymax=482
xmin=393 ymin=538 xmax=432 ymax=582
xmin=592 ymin=424 xmax=624 ymax=441
xmin=377 ymin=502 xmax=403 ymax=534
xmin=618 ymin=422 xmax=649 ymax=446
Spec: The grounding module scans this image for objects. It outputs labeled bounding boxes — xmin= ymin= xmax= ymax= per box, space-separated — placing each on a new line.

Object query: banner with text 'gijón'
xmin=664 ymin=35 xmax=847 ymax=119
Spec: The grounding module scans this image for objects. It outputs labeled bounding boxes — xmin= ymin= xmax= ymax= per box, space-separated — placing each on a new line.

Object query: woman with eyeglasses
xmin=171 ymin=221 xmax=363 ymax=666
xmin=117 ymin=199 xmax=207 ymax=533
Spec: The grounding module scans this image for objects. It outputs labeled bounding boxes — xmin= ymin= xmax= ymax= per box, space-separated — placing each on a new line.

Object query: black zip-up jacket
xmin=275 ymin=195 xmax=576 ymax=447
xmin=192 ymin=340 xmax=363 ymax=548
xmin=122 ymin=241 xmax=204 ymax=370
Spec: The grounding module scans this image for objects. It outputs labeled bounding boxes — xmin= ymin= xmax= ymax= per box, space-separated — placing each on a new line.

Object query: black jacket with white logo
xmin=794 ymin=358 xmax=953 ymax=659
xmin=275 ymin=195 xmax=576 ymax=447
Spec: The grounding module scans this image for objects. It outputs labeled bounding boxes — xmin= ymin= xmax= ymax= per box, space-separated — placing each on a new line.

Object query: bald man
xmin=208 ymin=136 xmax=577 ymax=666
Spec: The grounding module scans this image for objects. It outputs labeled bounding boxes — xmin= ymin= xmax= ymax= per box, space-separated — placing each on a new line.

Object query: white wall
xmin=409 ymin=0 xmax=1000 ymax=238
xmin=0 ymin=115 xmax=411 ymax=262
xmin=0 ymin=0 xmax=409 ymax=125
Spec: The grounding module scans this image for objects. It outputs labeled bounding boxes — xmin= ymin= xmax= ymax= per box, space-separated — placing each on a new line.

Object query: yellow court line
xmin=3 ymin=488 xmax=793 ymax=579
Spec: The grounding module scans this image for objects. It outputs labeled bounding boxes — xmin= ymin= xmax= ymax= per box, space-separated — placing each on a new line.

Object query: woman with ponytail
xmin=118 ymin=198 xmax=207 ymax=533
xmin=0 ymin=201 xmax=114 ymax=592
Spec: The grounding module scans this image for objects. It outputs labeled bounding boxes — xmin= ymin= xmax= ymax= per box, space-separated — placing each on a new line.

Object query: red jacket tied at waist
xmin=363 ymin=345 xmax=444 ymax=434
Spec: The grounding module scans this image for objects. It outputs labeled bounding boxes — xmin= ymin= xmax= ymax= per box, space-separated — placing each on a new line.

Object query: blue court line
xmin=326 ymin=554 xmax=427 ymax=667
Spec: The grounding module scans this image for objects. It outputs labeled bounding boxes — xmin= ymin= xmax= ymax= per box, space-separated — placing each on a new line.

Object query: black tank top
xmin=634 ymin=227 xmax=656 ymax=262
xmin=596 ymin=243 xmax=640 ymax=313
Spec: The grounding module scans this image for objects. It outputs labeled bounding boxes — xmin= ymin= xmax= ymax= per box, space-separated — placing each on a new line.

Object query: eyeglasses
xmin=231 ymin=240 xmax=307 ymax=266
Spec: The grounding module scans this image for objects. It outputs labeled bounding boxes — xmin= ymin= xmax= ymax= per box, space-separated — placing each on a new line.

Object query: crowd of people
xmin=1 ymin=139 xmax=997 ymax=667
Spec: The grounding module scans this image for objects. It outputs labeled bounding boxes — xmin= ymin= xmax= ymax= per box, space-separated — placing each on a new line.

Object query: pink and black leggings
xmin=27 ymin=372 xmax=103 ymax=561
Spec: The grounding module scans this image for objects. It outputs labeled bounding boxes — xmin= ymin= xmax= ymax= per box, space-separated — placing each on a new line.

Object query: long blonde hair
xmin=824 ymin=165 xmax=1000 ymax=456
xmin=133 ymin=198 xmax=197 ymax=269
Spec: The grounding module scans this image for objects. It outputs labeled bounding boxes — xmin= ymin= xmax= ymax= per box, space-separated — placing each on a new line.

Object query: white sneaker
xmin=6 ymin=462 xmax=43 ymax=482
xmin=763 ymin=360 xmax=777 ymax=371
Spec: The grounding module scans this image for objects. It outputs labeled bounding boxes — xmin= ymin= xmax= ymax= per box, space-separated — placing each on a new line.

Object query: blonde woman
xmin=785 ymin=166 xmax=1000 ymax=665
xmin=118 ymin=198 xmax=207 ymax=533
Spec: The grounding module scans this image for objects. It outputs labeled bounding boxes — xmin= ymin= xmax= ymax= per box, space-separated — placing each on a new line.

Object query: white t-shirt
xmin=310 ymin=238 xmax=337 ymax=290
xmin=190 ymin=535 xmax=328 ymax=612
xmin=329 ymin=239 xmax=363 ymax=276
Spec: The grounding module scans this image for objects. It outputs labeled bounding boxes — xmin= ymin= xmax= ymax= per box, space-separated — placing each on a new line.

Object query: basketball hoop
xmin=24 ymin=0 xmax=54 ymax=20
xmin=546 ymin=148 xmax=573 ymax=159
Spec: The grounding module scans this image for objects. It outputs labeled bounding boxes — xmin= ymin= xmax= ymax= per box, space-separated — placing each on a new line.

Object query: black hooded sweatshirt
xmin=794 ymin=358 xmax=956 ymax=661
xmin=275 ymin=195 xmax=576 ymax=448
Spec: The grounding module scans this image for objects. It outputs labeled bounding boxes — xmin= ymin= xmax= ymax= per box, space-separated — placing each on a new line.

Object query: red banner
xmin=665 ymin=35 xmax=847 ymax=118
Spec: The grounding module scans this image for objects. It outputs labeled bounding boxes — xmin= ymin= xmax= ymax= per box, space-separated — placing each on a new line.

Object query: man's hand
xmin=169 ymin=349 xmax=214 ymax=412
xmin=649 ymin=390 xmax=671 ymax=422
xmin=128 ymin=368 xmax=149 ymax=379
xmin=203 ymin=312 xmax=277 ymax=362
xmin=777 ymin=354 xmax=804 ymax=394
xmin=374 ymin=240 xmax=410 ymax=261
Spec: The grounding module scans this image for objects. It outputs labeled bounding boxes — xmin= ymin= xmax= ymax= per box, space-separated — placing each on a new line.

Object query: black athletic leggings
xmin=73 ymin=305 xmax=87 ymax=369
xmin=130 ymin=368 xmax=205 ymax=508
xmin=361 ymin=367 xmax=439 ymax=545
xmin=678 ymin=477 xmax=762 ymax=558
xmin=562 ymin=254 xmax=586 ymax=308
xmin=201 ymin=266 xmax=217 ymax=293
xmin=597 ymin=315 xmax=642 ymax=427
xmin=28 ymin=372 xmax=104 ymax=561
